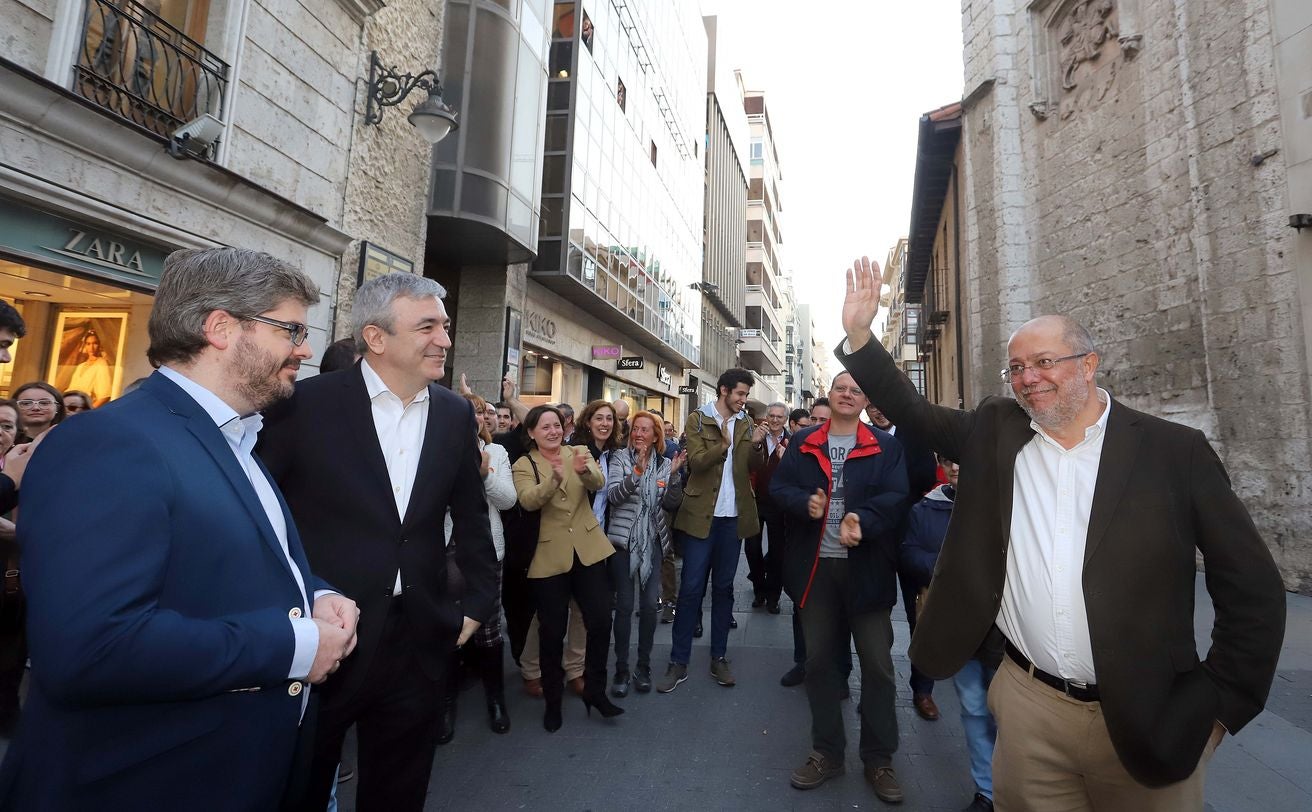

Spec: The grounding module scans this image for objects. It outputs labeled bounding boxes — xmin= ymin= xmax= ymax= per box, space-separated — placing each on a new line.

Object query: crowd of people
xmin=0 ymin=247 xmax=1288 ymax=812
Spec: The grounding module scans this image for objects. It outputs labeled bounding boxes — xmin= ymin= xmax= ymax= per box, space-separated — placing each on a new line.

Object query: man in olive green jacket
xmin=657 ymin=368 xmax=767 ymax=693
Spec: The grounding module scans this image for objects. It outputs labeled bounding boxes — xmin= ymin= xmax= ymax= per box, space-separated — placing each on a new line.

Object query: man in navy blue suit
xmin=0 ymin=247 xmax=358 ymax=811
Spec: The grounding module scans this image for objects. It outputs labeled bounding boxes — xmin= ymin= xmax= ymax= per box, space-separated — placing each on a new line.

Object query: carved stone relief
xmin=1059 ymin=0 xmax=1118 ymax=92
xmin=1029 ymin=0 xmax=1128 ymax=122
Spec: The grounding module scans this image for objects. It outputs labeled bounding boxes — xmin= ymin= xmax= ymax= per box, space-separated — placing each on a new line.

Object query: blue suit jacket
xmin=0 ymin=372 xmax=327 ymax=811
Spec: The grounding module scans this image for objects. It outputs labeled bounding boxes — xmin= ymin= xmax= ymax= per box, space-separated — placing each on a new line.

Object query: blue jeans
xmin=670 ymin=518 xmax=740 ymax=663
xmin=952 ymin=659 xmax=998 ymax=799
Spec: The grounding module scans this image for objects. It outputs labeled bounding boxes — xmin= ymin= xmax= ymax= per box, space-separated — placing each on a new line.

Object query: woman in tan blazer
xmin=512 ymin=405 xmax=622 ymax=732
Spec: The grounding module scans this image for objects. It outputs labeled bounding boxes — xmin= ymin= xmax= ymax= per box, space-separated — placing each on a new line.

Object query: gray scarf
xmin=624 ymin=448 xmax=661 ymax=588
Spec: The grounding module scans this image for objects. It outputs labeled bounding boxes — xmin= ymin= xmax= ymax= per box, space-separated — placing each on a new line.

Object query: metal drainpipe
xmin=951 ymin=162 xmax=966 ymax=410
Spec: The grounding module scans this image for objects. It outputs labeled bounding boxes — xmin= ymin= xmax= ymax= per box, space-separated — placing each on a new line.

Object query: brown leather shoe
xmin=522 ymin=677 xmax=542 ymax=697
xmin=568 ymin=676 xmax=586 ymax=696
xmin=913 ymin=693 xmax=940 ymax=721
xmin=865 ymin=765 xmax=904 ymax=804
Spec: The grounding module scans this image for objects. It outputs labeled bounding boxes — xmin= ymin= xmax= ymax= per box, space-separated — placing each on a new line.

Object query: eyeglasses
xmin=65 ymin=404 xmax=86 ymax=412
xmin=1000 ymin=353 xmax=1090 ymax=383
xmin=16 ymin=399 xmax=56 ymax=408
xmin=242 ymin=314 xmax=309 ymax=346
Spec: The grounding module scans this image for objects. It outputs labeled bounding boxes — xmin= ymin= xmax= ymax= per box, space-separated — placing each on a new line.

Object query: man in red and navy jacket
xmin=770 ymin=370 xmax=911 ymax=803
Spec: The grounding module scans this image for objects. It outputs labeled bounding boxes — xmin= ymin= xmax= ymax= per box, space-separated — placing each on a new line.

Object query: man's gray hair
xmin=1059 ymin=317 xmax=1098 ymax=356
xmin=148 ymin=247 xmax=320 ymax=367
xmin=767 ymin=401 xmax=788 ymax=412
xmin=352 ymin=272 xmax=447 ymax=353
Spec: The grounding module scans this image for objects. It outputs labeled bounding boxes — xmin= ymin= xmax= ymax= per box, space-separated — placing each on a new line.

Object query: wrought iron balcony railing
xmin=75 ymin=0 xmax=229 ymax=154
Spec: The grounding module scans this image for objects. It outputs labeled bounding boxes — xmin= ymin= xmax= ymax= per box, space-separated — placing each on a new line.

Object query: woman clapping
xmin=606 ymin=411 xmax=684 ymax=695
xmin=512 ymin=405 xmax=622 ymax=732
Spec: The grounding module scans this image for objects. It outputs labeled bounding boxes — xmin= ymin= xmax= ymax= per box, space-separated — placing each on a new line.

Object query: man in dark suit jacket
xmin=835 ymin=257 xmax=1285 ymax=809
xmin=260 ymin=272 xmax=498 ymax=812
xmin=0 ymin=247 xmax=356 ymax=810
xmin=746 ymin=401 xmax=790 ymax=613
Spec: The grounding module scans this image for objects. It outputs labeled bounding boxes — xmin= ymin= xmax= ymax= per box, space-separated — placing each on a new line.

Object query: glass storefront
xmin=0 ymin=197 xmax=167 ymax=406
xmin=0 ymin=258 xmax=155 ymax=402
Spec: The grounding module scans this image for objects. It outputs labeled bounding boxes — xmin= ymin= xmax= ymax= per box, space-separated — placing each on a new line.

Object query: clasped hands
xmin=806 ymin=489 xmax=862 ymax=547
xmin=309 ymin=593 xmax=359 ymax=684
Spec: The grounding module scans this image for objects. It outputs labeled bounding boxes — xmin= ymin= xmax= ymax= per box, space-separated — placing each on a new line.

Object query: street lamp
xmin=364 ymin=51 xmax=459 ymax=144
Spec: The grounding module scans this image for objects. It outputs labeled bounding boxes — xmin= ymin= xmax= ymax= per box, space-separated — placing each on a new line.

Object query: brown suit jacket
xmin=512 ymin=446 xmax=613 ymax=579
xmin=837 ymin=337 xmax=1285 ymax=788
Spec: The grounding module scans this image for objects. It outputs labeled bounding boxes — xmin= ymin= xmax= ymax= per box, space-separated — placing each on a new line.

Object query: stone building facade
xmin=958 ymin=0 xmax=1312 ymax=589
xmin=0 ymin=0 xmax=445 ymax=390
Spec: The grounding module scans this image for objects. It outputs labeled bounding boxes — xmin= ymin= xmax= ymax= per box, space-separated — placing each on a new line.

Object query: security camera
xmin=168 ymin=113 xmax=225 ymax=159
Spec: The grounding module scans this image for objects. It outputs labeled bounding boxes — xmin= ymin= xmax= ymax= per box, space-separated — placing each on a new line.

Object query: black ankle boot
xmin=436 ymin=672 xmax=458 ymax=745
xmin=543 ymin=699 xmax=563 ymax=732
xmin=479 ymin=642 xmax=511 ymax=734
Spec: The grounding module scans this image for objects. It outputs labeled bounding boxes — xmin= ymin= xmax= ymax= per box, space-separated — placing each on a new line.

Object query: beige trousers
xmin=518 ymin=599 xmax=586 ymax=680
xmin=989 ymin=656 xmax=1215 ymax=812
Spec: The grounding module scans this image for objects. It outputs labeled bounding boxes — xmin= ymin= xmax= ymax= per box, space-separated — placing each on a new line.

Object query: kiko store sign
xmin=524 ymin=309 xmax=559 ymax=346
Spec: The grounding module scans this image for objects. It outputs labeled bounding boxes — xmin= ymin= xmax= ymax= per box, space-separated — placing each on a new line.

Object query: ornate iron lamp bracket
xmin=365 ymin=50 xmax=441 ymax=126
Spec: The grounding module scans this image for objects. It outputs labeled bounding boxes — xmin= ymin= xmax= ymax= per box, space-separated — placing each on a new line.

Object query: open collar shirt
xmin=360 ymin=359 xmax=430 ymax=596
xmin=157 ymin=366 xmax=318 ymax=689
xmin=997 ymin=388 xmax=1111 ymax=684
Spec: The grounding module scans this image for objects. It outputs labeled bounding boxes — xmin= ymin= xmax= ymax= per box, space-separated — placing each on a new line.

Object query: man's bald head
xmin=1008 ymin=315 xmax=1097 ymax=358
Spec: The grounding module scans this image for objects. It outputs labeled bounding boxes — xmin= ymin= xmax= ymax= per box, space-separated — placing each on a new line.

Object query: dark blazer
xmin=837 ymin=337 xmax=1286 ymax=787
xmin=770 ymin=421 xmax=909 ymax=613
xmin=751 ymin=430 xmax=789 ymax=511
xmin=258 ymin=364 xmax=497 ymax=694
xmin=1 ymin=372 xmax=323 ymax=810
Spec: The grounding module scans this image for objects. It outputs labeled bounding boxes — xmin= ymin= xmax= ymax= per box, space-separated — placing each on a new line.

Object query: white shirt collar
xmin=360 ymin=357 xmax=431 ymax=405
xmin=1030 ymin=387 xmax=1112 ymax=449
xmin=157 ymin=366 xmax=262 ymax=452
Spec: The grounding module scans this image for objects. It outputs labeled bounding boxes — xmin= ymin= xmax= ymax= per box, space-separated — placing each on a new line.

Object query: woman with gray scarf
xmin=606 ymin=411 xmax=686 ymax=696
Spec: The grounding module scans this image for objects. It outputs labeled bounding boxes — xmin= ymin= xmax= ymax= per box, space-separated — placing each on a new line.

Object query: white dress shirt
xmin=360 ymin=359 xmax=429 ymax=596
xmin=157 ymin=366 xmax=318 ymax=682
xmin=996 ymin=389 xmax=1112 ymax=683
xmin=713 ymin=410 xmax=741 ymax=517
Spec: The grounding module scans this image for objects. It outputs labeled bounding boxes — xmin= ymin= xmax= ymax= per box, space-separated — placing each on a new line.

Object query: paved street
xmin=331 ymin=561 xmax=1312 ymax=811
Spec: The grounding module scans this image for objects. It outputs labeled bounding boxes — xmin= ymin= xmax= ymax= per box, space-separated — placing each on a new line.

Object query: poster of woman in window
xmin=47 ymin=312 xmax=128 ymax=408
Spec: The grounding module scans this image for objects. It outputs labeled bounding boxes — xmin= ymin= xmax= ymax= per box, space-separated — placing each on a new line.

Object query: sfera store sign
xmin=617 ymin=356 xmax=644 ymax=371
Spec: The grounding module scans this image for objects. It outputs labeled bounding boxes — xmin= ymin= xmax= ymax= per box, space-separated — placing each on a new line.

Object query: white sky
xmin=700 ymin=0 xmax=965 ymax=361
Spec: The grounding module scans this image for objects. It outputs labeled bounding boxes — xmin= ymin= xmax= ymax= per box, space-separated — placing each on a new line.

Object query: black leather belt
xmin=1005 ymin=641 xmax=1099 ymax=702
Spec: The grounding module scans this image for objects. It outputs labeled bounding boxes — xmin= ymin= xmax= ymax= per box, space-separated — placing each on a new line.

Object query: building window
xmin=749 ymin=140 xmax=763 ymax=164
xmin=581 ymin=9 xmax=594 ymax=52
xmin=549 ymin=41 xmax=572 ymax=78
xmin=650 ymin=140 xmax=657 ymax=168
xmin=616 ymin=77 xmax=626 ymax=112
xmin=75 ymin=0 xmax=229 ymax=151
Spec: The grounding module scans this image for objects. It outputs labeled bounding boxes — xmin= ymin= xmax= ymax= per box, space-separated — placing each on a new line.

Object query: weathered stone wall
xmin=226 ymin=1 xmax=365 ymax=223
xmin=1 ymin=0 xmax=54 ymax=73
xmin=961 ymin=0 xmax=1312 ymax=590
xmin=331 ymin=0 xmax=444 ymax=341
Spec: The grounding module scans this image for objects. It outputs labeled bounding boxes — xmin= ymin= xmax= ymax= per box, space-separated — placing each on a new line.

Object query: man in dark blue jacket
xmin=770 ymin=371 xmax=910 ymax=804
xmin=901 ymin=456 xmax=998 ymax=812
xmin=0 ymin=248 xmax=357 ymax=810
